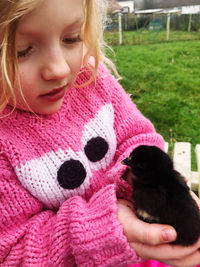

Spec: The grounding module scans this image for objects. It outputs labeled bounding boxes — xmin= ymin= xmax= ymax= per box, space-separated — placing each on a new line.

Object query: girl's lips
xmin=40 ymin=85 xmax=67 ymax=102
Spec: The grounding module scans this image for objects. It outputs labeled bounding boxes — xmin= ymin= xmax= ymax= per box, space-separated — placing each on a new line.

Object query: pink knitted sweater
xmin=0 ymin=63 xmax=164 ymax=266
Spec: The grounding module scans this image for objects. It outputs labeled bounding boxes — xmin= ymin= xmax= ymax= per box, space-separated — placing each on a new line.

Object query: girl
xmin=0 ymin=0 xmax=200 ymax=266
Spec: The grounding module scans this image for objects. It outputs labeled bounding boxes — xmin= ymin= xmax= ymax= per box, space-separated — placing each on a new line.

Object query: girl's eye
xmin=17 ymin=46 xmax=32 ymax=58
xmin=63 ymin=35 xmax=82 ymax=44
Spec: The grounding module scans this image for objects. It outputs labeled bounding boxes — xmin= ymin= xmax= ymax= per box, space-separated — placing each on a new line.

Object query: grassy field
xmin=106 ymin=39 xmax=200 ymax=169
xmin=105 ymin=30 xmax=200 ymax=46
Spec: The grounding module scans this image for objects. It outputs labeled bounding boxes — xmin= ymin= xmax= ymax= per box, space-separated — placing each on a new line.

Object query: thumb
xmin=128 ymin=218 xmax=177 ymax=245
xmin=117 ymin=199 xmax=177 ymax=245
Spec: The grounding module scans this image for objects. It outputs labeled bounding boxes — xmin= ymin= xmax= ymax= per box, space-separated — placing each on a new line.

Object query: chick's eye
xmin=17 ymin=46 xmax=32 ymax=58
xmin=135 ymin=162 xmax=146 ymax=169
xmin=63 ymin=35 xmax=82 ymax=44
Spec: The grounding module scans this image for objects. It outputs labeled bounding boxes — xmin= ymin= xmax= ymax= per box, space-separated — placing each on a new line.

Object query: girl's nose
xmin=41 ymin=48 xmax=70 ymax=81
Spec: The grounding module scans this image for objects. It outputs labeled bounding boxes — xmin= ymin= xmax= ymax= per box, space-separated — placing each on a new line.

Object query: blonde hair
xmin=0 ymin=0 xmax=109 ymax=112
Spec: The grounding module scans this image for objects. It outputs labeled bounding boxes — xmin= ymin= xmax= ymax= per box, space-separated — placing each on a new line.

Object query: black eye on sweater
xmin=57 ymin=159 xmax=87 ymax=189
xmin=57 ymin=137 xmax=109 ymax=189
xmin=84 ymin=136 xmax=109 ymax=162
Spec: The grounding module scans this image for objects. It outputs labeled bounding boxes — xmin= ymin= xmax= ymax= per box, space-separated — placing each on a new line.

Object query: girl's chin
xmin=8 ymin=92 xmax=66 ymax=114
xmin=8 ymin=101 xmax=63 ymax=115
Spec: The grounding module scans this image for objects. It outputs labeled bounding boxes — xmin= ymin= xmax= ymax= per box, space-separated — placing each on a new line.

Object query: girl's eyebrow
xmin=17 ymin=17 xmax=85 ymax=37
xmin=66 ymin=17 xmax=85 ymax=30
xmin=65 ymin=16 xmax=85 ymax=28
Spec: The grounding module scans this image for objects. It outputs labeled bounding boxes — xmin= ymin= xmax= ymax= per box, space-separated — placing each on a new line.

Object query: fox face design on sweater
xmin=15 ymin=104 xmax=117 ymax=209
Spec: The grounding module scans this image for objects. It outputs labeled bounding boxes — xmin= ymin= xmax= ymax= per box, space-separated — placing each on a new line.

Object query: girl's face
xmin=12 ymin=0 xmax=84 ymax=114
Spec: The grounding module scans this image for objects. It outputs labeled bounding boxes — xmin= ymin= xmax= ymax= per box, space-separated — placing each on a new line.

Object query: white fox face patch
xmin=15 ymin=104 xmax=116 ymax=209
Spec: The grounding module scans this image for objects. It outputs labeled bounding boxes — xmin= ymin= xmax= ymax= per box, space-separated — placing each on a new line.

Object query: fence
xmin=165 ymin=142 xmax=200 ymax=196
xmin=105 ymin=12 xmax=200 ymax=45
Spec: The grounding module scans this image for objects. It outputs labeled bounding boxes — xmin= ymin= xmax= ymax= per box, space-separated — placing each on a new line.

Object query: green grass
xmin=106 ymin=40 xmax=200 ymax=169
xmin=104 ymin=30 xmax=200 ymax=46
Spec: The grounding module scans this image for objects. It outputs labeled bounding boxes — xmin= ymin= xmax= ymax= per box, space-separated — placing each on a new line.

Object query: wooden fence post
xmin=118 ymin=12 xmax=123 ymax=45
xmin=188 ymin=13 xmax=192 ymax=32
xmin=166 ymin=13 xmax=171 ymax=41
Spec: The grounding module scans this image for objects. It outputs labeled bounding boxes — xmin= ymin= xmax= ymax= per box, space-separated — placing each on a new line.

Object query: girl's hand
xmin=117 ymin=197 xmax=200 ymax=267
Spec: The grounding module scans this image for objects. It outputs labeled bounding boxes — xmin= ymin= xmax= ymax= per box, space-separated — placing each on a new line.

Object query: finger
xmin=117 ymin=198 xmax=134 ymax=210
xmin=164 ymin=249 xmax=200 ymax=267
xmin=127 ymin=218 xmax=177 ymax=245
xmin=190 ymin=191 xmax=200 ymax=210
xmin=131 ymin=237 xmax=200 ymax=262
xmin=117 ymin=199 xmax=177 ymax=245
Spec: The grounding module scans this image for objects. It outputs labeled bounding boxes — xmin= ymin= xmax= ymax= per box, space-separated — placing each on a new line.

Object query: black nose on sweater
xmin=57 ymin=159 xmax=87 ymax=189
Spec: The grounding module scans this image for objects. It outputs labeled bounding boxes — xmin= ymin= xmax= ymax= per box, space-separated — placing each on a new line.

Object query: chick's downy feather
xmin=122 ymin=145 xmax=200 ymax=245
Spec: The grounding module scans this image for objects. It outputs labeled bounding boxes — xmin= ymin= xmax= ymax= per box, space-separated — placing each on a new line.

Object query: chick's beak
xmin=121 ymin=157 xmax=132 ymax=166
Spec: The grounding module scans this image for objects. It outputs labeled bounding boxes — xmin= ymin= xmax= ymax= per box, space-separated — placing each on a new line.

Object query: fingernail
xmin=162 ymin=228 xmax=177 ymax=242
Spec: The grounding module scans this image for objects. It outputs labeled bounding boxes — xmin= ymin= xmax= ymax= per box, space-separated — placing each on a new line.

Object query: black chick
xmin=122 ymin=145 xmax=200 ymax=245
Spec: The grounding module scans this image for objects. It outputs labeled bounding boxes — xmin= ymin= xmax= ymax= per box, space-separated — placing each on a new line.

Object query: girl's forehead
xmin=16 ymin=0 xmax=85 ymax=34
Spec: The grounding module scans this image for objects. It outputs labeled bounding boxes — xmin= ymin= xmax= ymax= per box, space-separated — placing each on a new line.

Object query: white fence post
xmin=118 ymin=12 xmax=123 ymax=45
xmin=196 ymin=145 xmax=200 ymax=195
xmin=166 ymin=13 xmax=171 ymax=41
xmin=164 ymin=142 xmax=200 ymax=196
xmin=173 ymin=142 xmax=191 ymax=187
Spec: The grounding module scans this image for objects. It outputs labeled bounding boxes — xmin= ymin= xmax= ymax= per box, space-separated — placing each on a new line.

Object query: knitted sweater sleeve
xmin=0 ymin=152 xmax=140 ymax=266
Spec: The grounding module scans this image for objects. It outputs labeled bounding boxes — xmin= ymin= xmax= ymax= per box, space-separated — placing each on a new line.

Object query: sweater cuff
xmin=68 ymin=184 xmax=141 ymax=266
